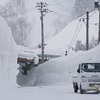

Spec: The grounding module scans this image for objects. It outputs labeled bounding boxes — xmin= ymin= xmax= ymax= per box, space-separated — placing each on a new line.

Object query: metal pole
xmin=36 ymin=2 xmax=51 ymax=62
xmin=94 ymin=0 xmax=100 ymax=44
xmin=86 ymin=11 xmax=89 ymax=50
xmin=40 ymin=2 xmax=44 ymax=62
xmin=98 ymin=7 xmax=100 ymax=44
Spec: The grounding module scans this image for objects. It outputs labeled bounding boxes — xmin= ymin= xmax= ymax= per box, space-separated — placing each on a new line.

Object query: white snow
xmin=0 ymin=16 xmax=18 ymax=89
xmin=25 ymin=0 xmax=75 ymax=47
xmin=17 ymin=45 xmax=39 ymax=62
xmin=34 ymin=44 xmax=100 ymax=86
xmin=0 ymin=9 xmax=100 ymax=100
xmin=45 ymin=10 xmax=99 ymax=55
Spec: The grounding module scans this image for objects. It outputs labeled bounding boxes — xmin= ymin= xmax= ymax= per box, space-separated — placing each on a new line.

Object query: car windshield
xmin=81 ymin=63 xmax=100 ymax=72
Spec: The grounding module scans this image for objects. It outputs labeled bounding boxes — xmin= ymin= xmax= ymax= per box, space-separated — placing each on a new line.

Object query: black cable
xmin=69 ymin=21 xmax=83 ymax=48
xmin=89 ymin=10 xmax=98 ymax=17
xmin=72 ymin=21 xmax=83 ymax=46
xmin=69 ymin=21 xmax=81 ymax=47
xmin=48 ymin=0 xmax=66 ymax=6
xmin=51 ymin=10 xmax=70 ymax=19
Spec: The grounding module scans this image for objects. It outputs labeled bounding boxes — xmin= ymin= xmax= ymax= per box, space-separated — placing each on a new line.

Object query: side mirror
xmin=77 ymin=69 xmax=80 ymax=73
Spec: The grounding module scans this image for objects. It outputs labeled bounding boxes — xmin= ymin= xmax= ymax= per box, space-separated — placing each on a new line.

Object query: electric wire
xmin=69 ymin=21 xmax=81 ymax=48
xmin=25 ymin=2 xmax=98 ymax=50
xmin=48 ymin=0 xmax=66 ymax=6
xmin=89 ymin=10 xmax=98 ymax=17
xmin=69 ymin=20 xmax=84 ymax=48
xmin=52 ymin=10 xmax=70 ymax=18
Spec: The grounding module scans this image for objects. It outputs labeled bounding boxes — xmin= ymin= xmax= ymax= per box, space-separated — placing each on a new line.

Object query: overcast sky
xmin=0 ymin=0 xmax=8 ymax=5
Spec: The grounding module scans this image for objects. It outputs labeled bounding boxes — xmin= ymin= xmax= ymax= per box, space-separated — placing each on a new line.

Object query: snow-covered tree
xmin=0 ymin=0 xmax=32 ymax=46
xmin=75 ymin=40 xmax=85 ymax=52
xmin=89 ymin=36 xmax=98 ymax=49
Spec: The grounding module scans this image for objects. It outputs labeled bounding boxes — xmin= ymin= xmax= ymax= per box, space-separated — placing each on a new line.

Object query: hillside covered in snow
xmin=0 ymin=0 xmax=96 ymax=48
xmin=0 ymin=0 xmax=75 ymax=47
xmin=45 ymin=10 xmax=99 ymax=55
xmin=0 ymin=9 xmax=100 ymax=99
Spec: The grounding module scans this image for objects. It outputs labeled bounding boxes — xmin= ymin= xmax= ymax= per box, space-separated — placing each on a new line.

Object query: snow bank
xmin=45 ymin=11 xmax=98 ymax=55
xmin=0 ymin=16 xmax=18 ymax=88
xmin=33 ymin=44 xmax=100 ymax=86
xmin=17 ymin=10 xmax=100 ymax=87
xmin=17 ymin=45 xmax=39 ymax=86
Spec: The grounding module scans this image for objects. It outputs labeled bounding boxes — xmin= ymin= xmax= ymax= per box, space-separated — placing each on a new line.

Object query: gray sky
xmin=0 ymin=0 xmax=8 ymax=5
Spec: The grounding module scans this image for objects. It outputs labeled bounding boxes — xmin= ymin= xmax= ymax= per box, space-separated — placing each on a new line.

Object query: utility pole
xmin=98 ymin=6 xmax=100 ymax=44
xmin=36 ymin=2 xmax=51 ymax=62
xmin=94 ymin=0 xmax=100 ymax=44
xmin=86 ymin=11 xmax=89 ymax=50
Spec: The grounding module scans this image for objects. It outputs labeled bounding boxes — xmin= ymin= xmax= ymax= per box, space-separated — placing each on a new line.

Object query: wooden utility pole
xmin=40 ymin=2 xmax=44 ymax=62
xmin=94 ymin=0 xmax=100 ymax=44
xmin=86 ymin=11 xmax=89 ymax=50
xmin=36 ymin=2 xmax=49 ymax=62
xmin=98 ymin=7 xmax=100 ymax=44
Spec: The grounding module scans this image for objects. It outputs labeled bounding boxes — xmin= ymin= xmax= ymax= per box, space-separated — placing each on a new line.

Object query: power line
xmin=52 ymin=10 xmax=70 ymax=18
xmin=69 ymin=11 xmax=90 ymax=50
xmin=77 ymin=10 xmax=97 ymax=23
xmin=50 ymin=11 xmax=71 ymax=21
xmin=48 ymin=0 xmax=66 ymax=6
xmin=26 ymin=7 xmax=37 ymax=13
xmin=89 ymin=10 xmax=97 ymax=17
xmin=69 ymin=21 xmax=81 ymax=47
xmin=69 ymin=20 xmax=84 ymax=48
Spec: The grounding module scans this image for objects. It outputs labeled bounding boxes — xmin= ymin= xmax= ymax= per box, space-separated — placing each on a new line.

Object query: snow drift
xmin=33 ymin=44 xmax=100 ymax=86
xmin=45 ymin=10 xmax=98 ymax=55
xmin=16 ymin=10 xmax=100 ymax=87
xmin=0 ymin=16 xmax=18 ymax=88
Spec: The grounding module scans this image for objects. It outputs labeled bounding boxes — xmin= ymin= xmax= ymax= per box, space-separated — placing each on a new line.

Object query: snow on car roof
xmin=17 ymin=45 xmax=37 ymax=59
xmin=80 ymin=59 xmax=100 ymax=64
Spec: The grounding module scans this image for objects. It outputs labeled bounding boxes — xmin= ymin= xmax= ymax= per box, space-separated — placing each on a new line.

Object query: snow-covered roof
xmin=81 ymin=59 xmax=100 ymax=64
xmin=17 ymin=45 xmax=38 ymax=59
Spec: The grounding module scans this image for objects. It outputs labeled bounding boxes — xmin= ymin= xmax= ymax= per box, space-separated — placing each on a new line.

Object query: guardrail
xmin=38 ymin=54 xmax=61 ymax=63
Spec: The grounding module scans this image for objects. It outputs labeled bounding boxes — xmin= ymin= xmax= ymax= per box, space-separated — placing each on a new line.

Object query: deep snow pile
xmin=17 ymin=45 xmax=39 ymax=86
xmin=16 ymin=10 xmax=100 ymax=87
xmin=0 ymin=16 xmax=18 ymax=88
xmin=17 ymin=43 xmax=100 ymax=87
xmin=33 ymin=44 xmax=100 ymax=86
xmin=45 ymin=10 xmax=98 ymax=55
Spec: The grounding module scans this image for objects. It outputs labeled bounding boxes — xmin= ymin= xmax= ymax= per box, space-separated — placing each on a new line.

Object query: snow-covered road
xmin=0 ymin=85 xmax=100 ymax=100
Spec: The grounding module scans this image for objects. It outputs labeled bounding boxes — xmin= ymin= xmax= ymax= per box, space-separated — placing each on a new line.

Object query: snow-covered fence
xmin=38 ymin=54 xmax=61 ymax=63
